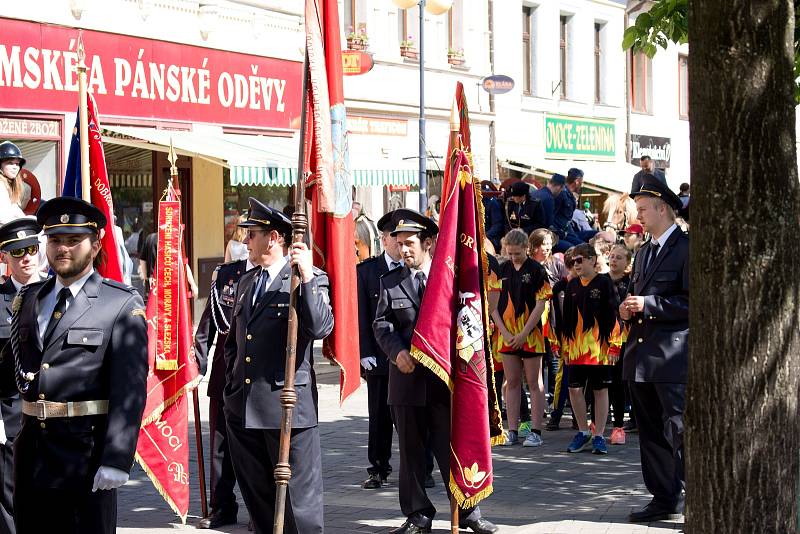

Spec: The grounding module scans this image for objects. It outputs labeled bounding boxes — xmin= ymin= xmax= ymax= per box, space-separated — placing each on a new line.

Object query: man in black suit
xmin=630 ymin=156 xmax=668 ymax=194
xmin=357 ymin=210 xmax=402 ymax=489
xmin=223 ymin=198 xmax=333 ymax=534
xmin=620 ymin=176 xmax=689 ymax=522
xmin=194 ymin=256 xmax=253 ymax=528
xmin=1 ymin=197 xmax=148 ymax=534
xmin=373 ymin=209 xmax=498 ymax=534
xmin=0 ymin=217 xmax=44 ymax=534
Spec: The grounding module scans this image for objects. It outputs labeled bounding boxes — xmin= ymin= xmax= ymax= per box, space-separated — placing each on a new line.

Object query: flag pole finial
xmin=167 ymin=138 xmax=178 ymax=180
xmin=450 ymin=98 xmax=459 ymax=132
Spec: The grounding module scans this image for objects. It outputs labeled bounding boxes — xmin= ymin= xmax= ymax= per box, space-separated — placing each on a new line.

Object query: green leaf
xmin=622 ymin=27 xmax=639 ymax=50
xmin=644 ymin=43 xmax=658 ymax=58
xmin=635 ymin=12 xmax=653 ymax=31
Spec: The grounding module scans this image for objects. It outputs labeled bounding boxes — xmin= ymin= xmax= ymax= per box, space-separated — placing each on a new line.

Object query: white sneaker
xmin=522 ymin=432 xmax=543 ymax=447
xmin=500 ymin=430 xmax=518 ymax=446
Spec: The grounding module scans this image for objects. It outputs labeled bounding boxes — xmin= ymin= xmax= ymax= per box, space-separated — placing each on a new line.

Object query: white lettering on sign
xmin=0 ymin=117 xmax=59 ymax=138
xmin=349 ymin=116 xmax=408 ymax=136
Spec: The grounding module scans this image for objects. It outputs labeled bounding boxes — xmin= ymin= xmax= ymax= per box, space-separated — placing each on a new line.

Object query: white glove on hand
xmin=360 ymin=356 xmax=377 ymax=371
xmin=92 ymin=466 xmax=129 ymax=492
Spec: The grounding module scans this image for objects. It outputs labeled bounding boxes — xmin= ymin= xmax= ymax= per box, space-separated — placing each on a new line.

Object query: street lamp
xmin=391 ymin=0 xmax=453 ymax=212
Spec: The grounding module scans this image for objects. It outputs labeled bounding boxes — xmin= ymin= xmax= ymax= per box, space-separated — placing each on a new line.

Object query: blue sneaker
xmin=592 ymin=435 xmax=608 ymax=455
xmin=566 ymin=432 xmax=591 ymax=453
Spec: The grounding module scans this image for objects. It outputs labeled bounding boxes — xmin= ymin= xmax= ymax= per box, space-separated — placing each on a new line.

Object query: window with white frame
xmin=522 ymin=6 xmax=535 ymax=95
xmin=631 ymin=52 xmax=652 ymax=113
xmin=399 ymin=6 xmax=420 ymax=53
xmin=594 ymin=22 xmax=605 ymax=103
xmin=447 ymin=0 xmax=465 ymax=63
xmin=559 ymin=15 xmax=569 ymax=99
xmin=678 ymin=54 xmax=689 ymax=119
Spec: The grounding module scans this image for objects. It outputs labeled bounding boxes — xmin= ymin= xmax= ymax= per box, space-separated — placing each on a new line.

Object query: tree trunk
xmin=687 ymin=1 xmax=800 ymax=533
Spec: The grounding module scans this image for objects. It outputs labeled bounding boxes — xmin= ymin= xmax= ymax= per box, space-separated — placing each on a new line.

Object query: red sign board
xmin=0 ymin=18 xmax=302 ymax=129
xmin=342 ymin=50 xmax=374 ymax=76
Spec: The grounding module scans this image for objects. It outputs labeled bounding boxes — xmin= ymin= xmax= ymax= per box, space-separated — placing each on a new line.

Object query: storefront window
xmin=223 ymin=169 xmax=293 ymax=243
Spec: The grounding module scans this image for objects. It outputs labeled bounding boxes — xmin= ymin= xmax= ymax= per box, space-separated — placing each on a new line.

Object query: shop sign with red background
xmin=0 ymin=18 xmax=302 ymax=129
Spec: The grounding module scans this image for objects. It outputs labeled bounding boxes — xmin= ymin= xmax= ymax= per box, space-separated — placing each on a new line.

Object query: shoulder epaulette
xmin=102 ymin=278 xmax=137 ymax=293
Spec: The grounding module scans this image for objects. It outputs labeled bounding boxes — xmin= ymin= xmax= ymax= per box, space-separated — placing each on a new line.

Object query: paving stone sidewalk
xmin=117 ymin=357 xmax=684 ymax=534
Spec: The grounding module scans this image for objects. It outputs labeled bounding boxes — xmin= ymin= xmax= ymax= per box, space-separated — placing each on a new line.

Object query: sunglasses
xmin=246 ymin=229 xmax=266 ymax=239
xmin=8 ymin=244 xmax=38 ymax=258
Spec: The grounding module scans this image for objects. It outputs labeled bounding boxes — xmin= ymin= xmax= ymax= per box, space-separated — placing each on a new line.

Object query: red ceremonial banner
xmin=136 ymin=190 xmax=200 ymax=522
xmin=304 ymin=0 xmax=360 ymax=403
xmin=410 ymin=95 xmax=502 ymax=508
xmin=155 ymin=200 xmax=181 ymax=371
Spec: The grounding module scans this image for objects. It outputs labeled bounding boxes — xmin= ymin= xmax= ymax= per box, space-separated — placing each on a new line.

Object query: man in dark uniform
xmin=373 ymin=209 xmax=498 ymax=534
xmin=223 ymin=198 xmax=333 ymax=534
xmin=620 ymin=175 xmax=689 ymax=522
xmin=505 ymin=181 xmax=544 ymax=235
xmin=0 ymin=197 xmax=148 ymax=534
xmin=194 ymin=254 xmax=254 ymax=528
xmin=357 ymin=210 xmax=402 ymax=489
xmin=0 ymin=217 xmax=44 ymax=534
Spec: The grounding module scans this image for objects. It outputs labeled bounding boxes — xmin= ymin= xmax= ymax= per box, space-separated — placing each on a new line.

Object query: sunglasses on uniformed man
xmin=8 ymin=245 xmax=38 ymax=258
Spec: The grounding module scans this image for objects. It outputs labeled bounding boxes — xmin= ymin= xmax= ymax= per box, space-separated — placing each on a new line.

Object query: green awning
xmin=230 ymin=167 xmax=418 ymax=187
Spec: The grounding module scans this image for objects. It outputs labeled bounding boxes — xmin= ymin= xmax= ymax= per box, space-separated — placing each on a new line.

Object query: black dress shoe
xmin=424 ymin=473 xmax=435 ymax=488
xmin=389 ymin=514 xmax=433 ymax=533
xmin=362 ymin=473 xmax=385 ymax=489
xmin=197 ymin=508 xmax=237 ymax=529
xmin=460 ymin=516 xmax=499 ymax=533
xmin=628 ymin=502 xmax=682 ymax=522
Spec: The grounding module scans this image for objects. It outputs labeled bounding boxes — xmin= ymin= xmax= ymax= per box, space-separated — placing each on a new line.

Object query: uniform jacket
xmin=222 ymin=262 xmax=333 ymax=430
xmin=194 ymin=259 xmax=250 ymax=399
xmin=622 ymin=229 xmax=689 ymax=383
xmin=0 ymin=277 xmax=21 ymax=441
xmin=356 ymin=254 xmax=395 ymax=376
xmin=505 ymin=198 xmax=545 ymax=235
xmin=553 ymin=188 xmax=576 ymax=237
xmin=630 ymin=168 xmax=667 ymax=194
xmin=530 ymin=186 xmax=557 ymax=230
xmin=373 ymin=265 xmax=433 ymax=407
xmin=0 ymin=272 xmax=148 ymax=489
xmin=482 ymin=196 xmax=505 ymax=249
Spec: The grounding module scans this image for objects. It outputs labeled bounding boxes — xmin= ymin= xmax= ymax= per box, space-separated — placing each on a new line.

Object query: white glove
xmin=92 ymin=466 xmax=130 ymax=492
xmin=360 ymin=356 xmax=377 ymax=371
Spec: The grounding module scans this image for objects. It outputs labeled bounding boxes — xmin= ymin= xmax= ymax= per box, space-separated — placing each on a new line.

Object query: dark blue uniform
xmin=194 ymin=259 xmax=249 ymax=524
xmin=0 ymin=278 xmax=20 ymax=534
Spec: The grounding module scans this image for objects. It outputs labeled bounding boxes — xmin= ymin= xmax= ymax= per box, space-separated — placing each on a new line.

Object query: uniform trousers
xmin=14 ymin=484 xmax=116 ymax=534
xmin=629 ymin=381 xmax=685 ymax=507
xmin=390 ymin=375 xmax=480 ymax=523
xmin=365 ymin=374 xmax=393 ymax=478
xmin=208 ymin=397 xmax=238 ymax=513
xmin=0 ymin=438 xmax=12 ymax=534
xmin=226 ymin=414 xmax=323 ymax=534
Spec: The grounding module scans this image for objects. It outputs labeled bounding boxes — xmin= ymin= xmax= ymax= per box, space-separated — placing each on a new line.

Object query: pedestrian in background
xmin=607 ymin=244 xmax=632 ymax=445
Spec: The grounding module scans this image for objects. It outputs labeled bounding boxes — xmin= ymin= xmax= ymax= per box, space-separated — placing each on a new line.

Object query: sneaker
xmin=545 ymin=417 xmax=561 ymax=431
xmin=522 ymin=432 xmax=543 ymax=447
xmin=500 ymin=430 xmax=518 ymax=446
xmin=592 ymin=435 xmax=608 ymax=455
xmin=517 ymin=421 xmax=532 ymax=439
xmin=610 ymin=427 xmax=626 ymax=445
xmin=566 ymin=432 xmax=591 ymax=453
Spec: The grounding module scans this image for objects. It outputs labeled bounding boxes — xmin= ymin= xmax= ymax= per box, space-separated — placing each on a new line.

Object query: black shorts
xmin=567 ymin=365 xmax=612 ymax=390
xmin=502 ymin=351 xmax=546 ymax=360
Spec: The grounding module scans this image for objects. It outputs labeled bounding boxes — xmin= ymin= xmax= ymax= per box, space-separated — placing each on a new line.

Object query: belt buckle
xmin=35 ymin=400 xmax=47 ymax=420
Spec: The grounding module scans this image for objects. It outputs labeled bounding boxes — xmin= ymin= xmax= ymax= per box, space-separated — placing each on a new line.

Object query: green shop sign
xmin=544 ymin=114 xmax=616 ymax=160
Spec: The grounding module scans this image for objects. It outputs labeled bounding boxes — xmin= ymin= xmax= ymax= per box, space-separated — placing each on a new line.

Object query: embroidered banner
xmin=155 ymin=200 xmax=181 ymax=371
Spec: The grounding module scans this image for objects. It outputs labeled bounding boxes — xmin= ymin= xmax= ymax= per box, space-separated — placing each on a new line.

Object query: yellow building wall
xmin=191 ymin=158 xmax=224 ymax=317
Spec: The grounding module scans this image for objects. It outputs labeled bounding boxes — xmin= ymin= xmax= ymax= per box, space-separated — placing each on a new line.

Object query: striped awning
xmin=230 ymin=167 xmax=418 ymax=187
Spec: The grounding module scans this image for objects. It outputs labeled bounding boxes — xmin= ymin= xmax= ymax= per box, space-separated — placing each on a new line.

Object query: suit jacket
xmin=622 ymin=229 xmax=689 ymax=383
xmin=0 ymin=278 xmax=20 ymax=441
xmin=373 ymin=265 xmax=435 ymax=407
xmin=356 ymin=254 xmax=397 ymax=376
xmin=630 ymin=168 xmax=667 ymax=194
xmin=506 ymin=198 xmax=545 ymax=235
xmin=222 ymin=262 xmax=333 ymax=430
xmin=0 ymin=272 xmax=148 ymax=489
xmin=553 ymin=188 xmax=576 ymax=237
xmin=194 ymin=259 xmax=251 ymax=399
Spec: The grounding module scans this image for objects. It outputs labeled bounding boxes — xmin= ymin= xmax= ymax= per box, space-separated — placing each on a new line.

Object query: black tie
xmin=391 ymin=261 xmax=402 ymax=270
xmin=415 ymin=271 xmax=427 ymax=301
xmin=646 ymin=242 xmax=661 ymax=273
xmin=43 ymin=288 xmax=70 ymax=344
xmin=252 ymin=269 xmax=269 ymax=306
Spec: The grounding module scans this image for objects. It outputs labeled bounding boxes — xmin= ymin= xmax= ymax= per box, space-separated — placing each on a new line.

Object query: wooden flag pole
xmin=273 ymin=47 xmax=310 ymax=534
xmin=76 ymin=33 xmax=91 ymax=202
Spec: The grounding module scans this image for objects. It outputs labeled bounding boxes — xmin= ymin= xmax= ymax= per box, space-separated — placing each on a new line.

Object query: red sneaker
xmin=610 ymin=427 xmax=626 ymax=445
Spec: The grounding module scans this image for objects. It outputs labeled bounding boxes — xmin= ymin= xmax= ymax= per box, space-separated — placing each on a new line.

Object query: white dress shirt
xmin=37 ymin=269 xmax=94 ymax=341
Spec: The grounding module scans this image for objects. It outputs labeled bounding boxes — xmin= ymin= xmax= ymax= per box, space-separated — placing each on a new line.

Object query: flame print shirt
xmin=495 ymin=257 xmax=552 ymax=355
xmin=560 ymin=274 xmax=622 ymax=366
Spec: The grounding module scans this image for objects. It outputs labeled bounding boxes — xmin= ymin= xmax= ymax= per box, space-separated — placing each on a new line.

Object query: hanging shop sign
xmin=0 ymin=17 xmax=302 ymax=129
xmin=349 ymin=115 xmax=407 ymax=136
xmin=342 ymin=50 xmax=374 ymax=76
xmin=481 ymin=75 xmax=514 ymax=94
xmin=544 ymin=114 xmax=616 ymax=161
xmin=630 ymin=134 xmax=671 ymax=168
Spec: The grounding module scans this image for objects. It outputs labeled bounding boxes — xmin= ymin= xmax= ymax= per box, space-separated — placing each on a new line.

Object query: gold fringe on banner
xmin=410 ymin=344 xmax=454 ymax=391
xmin=134 ymin=451 xmax=188 ymax=525
xmin=139 ymin=373 xmax=202 ymax=428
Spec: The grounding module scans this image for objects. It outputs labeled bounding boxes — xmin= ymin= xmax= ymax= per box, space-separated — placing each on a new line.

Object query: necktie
xmin=252 ymin=269 xmax=269 ymax=306
xmin=43 ymin=287 xmax=70 ymax=344
xmin=391 ymin=261 xmax=402 ymax=270
xmin=646 ymin=242 xmax=660 ymax=273
xmin=415 ymin=271 xmax=427 ymax=301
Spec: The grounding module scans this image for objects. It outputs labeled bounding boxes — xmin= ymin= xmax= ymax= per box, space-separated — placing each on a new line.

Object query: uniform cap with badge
xmin=36 ymin=196 xmax=107 ymax=235
xmin=237 ymin=197 xmax=292 ymax=235
xmin=630 ymin=175 xmax=683 ymax=211
xmin=389 ymin=208 xmax=439 ymax=237
xmin=0 ymin=216 xmax=41 ymax=254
